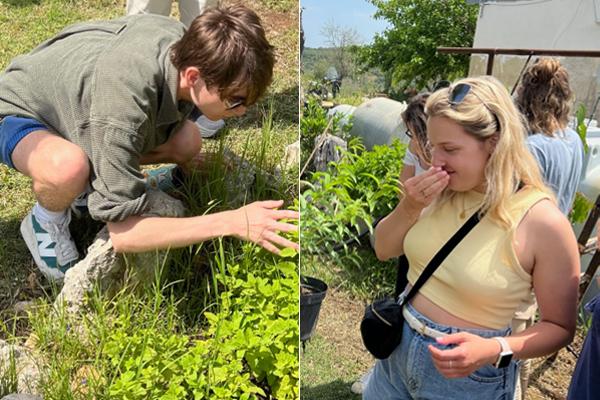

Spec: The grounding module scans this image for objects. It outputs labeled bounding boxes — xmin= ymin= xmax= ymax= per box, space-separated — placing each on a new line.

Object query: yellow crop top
xmin=404 ymin=186 xmax=550 ymax=329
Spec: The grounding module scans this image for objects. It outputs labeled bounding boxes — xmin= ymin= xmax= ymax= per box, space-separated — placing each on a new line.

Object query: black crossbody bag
xmin=360 ymin=208 xmax=483 ymax=359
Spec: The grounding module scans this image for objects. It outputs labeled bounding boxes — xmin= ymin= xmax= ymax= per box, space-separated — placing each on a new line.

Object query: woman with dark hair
xmin=400 ymin=93 xmax=431 ymax=184
xmin=352 ymin=93 xmax=432 ymax=395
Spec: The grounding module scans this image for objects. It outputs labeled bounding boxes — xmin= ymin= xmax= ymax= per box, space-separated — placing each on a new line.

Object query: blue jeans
xmin=567 ymin=294 xmax=600 ymax=400
xmin=363 ymin=303 xmax=517 ymax=400
xmin=0 ymin=115 xmax=48 ymax=169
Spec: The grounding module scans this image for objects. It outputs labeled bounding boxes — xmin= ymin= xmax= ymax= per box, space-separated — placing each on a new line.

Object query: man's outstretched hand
xmin=231 ymin=200 xmax=299 ymax=254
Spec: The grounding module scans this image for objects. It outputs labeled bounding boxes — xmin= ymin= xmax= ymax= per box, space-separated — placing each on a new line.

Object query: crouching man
xmin=0 ymin=4 xmax=298 ymax=281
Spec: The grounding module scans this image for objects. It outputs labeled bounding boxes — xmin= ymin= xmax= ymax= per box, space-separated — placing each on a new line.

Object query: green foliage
xmin=100 ymin=248 xmax=299 ymax=400
xmin=24 ymin=243 xmax=299 ymax=399
xmin=569 ymin=192 xmax=594 ymax=224
xmin=357 ymin=0 xmax=478 ymax=92
xmin=578 ymin=304 xmax=593 ymax=337
xmin=300 ymin=137 xmax=406 ymax=259
xmin=576 ymin=103 xmax=590 ymax=154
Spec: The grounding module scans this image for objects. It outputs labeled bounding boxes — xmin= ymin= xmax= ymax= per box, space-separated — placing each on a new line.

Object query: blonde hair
xmin=425 ymin=76 xmax=553 ymax=228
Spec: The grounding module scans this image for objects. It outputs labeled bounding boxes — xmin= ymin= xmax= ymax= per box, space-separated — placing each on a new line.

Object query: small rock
xmin=283 ymin=140 xmax=300 ymax=169
xmin=55 ymin=189 xmax=187 ymax=314
xmin=1 ymin=395 xmax=43 ymax=400
xmin=0 ymin=340 xmax=41 ymax=395
xmin=12 ymin=301 xmax=35 ymax=315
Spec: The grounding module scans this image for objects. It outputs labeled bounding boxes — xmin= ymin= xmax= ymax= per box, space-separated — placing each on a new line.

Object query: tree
xmin=358 ymin=0 xmax=478 ymax=92
xmin=320 ymin=19 xmax=360 ymax=80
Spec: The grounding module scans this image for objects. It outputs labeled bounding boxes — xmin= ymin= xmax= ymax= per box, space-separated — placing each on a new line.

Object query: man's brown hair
xmin=516 ymin=58 xmax=574 ymax=136
xmin=171 ymin=4 xmax=275 ymax=106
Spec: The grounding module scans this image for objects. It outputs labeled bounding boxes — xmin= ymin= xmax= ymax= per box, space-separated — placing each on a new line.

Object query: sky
xmin=301 ymin=0 xmax=390 ymax=48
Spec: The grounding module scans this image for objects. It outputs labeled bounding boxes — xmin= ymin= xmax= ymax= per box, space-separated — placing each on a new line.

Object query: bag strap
xmin=399 ymin=208 xmax=483 ymax=305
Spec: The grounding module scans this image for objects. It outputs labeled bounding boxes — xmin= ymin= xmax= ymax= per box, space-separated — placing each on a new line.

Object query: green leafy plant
xmin=300 ymin=137 xmax=405 ymax=259
xmin=576 ymin=103 xmax=590 ymax=154
xmin=569 ymin=192 xmax=594 ymax=224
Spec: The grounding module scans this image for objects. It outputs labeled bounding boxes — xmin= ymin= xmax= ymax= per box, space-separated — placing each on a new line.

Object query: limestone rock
xmin=283 ymin=140 xmax=300 ymax=169
xmin=0 ymin=340 xmax=41 ymax=395
xmin=55 ymin=189 xmax=186 ymax=313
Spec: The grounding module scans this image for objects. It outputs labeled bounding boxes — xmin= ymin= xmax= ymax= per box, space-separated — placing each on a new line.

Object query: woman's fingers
xmin=263 ymin=230 xmax=299 ymax=250
xmin=416 ymin=169 xmax=449 ymax=194
xmin=271 ymin=221 xmax=299 ymax=233
xmin=404 ymin=167 xmax=449 ymax=205
xmin=271 ymin=209 xmax=300 ymax=220
xmin=424 ymin=173 xmax=450 ymax=198
xmin=258 ymin=239 xmax=281 ymax=255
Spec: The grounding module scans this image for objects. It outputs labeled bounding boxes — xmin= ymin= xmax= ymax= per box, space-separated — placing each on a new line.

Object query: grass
xmin=301 ymin=250 xmax=396 ymax=302
xmin=0 ymin=0 xmax=299 ymax=398
xmin=300 ymin=335 xmax=362 ymax=400
xmin=300 ymin=248 xmax=395 ymax=400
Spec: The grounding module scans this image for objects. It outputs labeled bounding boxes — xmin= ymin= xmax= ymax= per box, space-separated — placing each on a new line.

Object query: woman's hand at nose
xmin=403 ymin=166 xmax=449 ymax=208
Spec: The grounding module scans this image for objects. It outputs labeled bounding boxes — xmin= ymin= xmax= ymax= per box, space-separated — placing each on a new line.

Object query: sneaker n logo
xmin=36 ymin=232 xmax=56 ymax=258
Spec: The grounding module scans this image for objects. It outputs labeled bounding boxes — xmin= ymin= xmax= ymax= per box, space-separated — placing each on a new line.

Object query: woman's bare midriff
xmin=409 ymin=291 xmax=493 ymax=330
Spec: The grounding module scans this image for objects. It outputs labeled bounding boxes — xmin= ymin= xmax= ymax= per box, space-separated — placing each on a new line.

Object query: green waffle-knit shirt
xmin=0 ymin=15 xmax=195 ymax=222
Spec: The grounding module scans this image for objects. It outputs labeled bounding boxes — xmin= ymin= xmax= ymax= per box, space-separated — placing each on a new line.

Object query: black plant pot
xmin=300 ymin=276 xmax=328 ymax=342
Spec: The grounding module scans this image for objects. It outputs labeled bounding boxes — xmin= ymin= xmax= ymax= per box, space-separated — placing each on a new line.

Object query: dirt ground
xmin=315 ymin=288 xmax=582 ymax=400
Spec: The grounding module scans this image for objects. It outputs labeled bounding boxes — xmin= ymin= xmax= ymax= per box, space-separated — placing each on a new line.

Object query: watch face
xmin=496 ymin=352 xmax=513 ymax=368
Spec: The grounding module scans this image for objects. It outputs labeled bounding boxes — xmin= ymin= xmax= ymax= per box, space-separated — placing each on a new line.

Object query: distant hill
xmin=301 ymin=47 xmax=386 ymax=98
xmin=301 ymin=47 xmax=337 ymax=78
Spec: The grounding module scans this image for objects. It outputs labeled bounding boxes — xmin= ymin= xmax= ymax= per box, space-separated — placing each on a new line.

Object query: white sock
xmin=33 ymin=202 xmax=68 ymax=226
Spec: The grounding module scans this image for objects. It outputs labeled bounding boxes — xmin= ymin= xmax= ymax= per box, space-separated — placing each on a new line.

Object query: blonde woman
xmin=365 ymin=76 xmax=579 ymax=399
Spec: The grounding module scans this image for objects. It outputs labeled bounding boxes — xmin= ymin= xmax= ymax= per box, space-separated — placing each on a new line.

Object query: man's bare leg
xmin=12 ymin=130 xmax=90 ymax=280
xmin=140 ymin=120 xmax=202 ymax=167
xmin=12 ymin=130 xmax=90 ymax=211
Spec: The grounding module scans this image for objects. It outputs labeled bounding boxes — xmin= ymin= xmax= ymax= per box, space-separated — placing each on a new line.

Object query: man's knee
xmin=41 ymin=143 xmax=89 ymax=192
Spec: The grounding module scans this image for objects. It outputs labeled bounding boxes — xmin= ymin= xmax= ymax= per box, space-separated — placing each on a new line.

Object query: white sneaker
xmin=20 ymin=209 xmax=79 ymax=282
xmin=195 ymin=114 xmax=225 ymax=138
xmin=351 ymin=367 xmax=374 ymax=394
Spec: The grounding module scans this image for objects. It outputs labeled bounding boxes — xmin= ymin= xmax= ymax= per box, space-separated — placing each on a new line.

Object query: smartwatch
xmin=492 ymin=336 xmax=513 ymax=369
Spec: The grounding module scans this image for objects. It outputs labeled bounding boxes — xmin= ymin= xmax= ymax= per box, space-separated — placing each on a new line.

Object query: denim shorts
xmin=363 ymin=303 xmax=517 ymax=400
xmin=0 ymin=115 xmax=48 ymax=169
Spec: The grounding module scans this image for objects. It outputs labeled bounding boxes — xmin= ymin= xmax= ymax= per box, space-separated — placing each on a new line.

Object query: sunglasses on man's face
xmin=448 ymin=83 xmax=500 ymax=129
xmin=224 ymin=97 xmax=246 ymax=110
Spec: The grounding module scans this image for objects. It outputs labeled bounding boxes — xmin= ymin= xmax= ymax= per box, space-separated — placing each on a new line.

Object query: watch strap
xmin=492 ymin=336 xmax=513 ymax=368
xmin=492 ymin=336 xmax=510 ymax=353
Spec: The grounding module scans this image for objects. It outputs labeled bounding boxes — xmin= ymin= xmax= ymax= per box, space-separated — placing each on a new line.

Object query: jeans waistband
xmin=404 ymin=302 xmax=511 ymax=339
